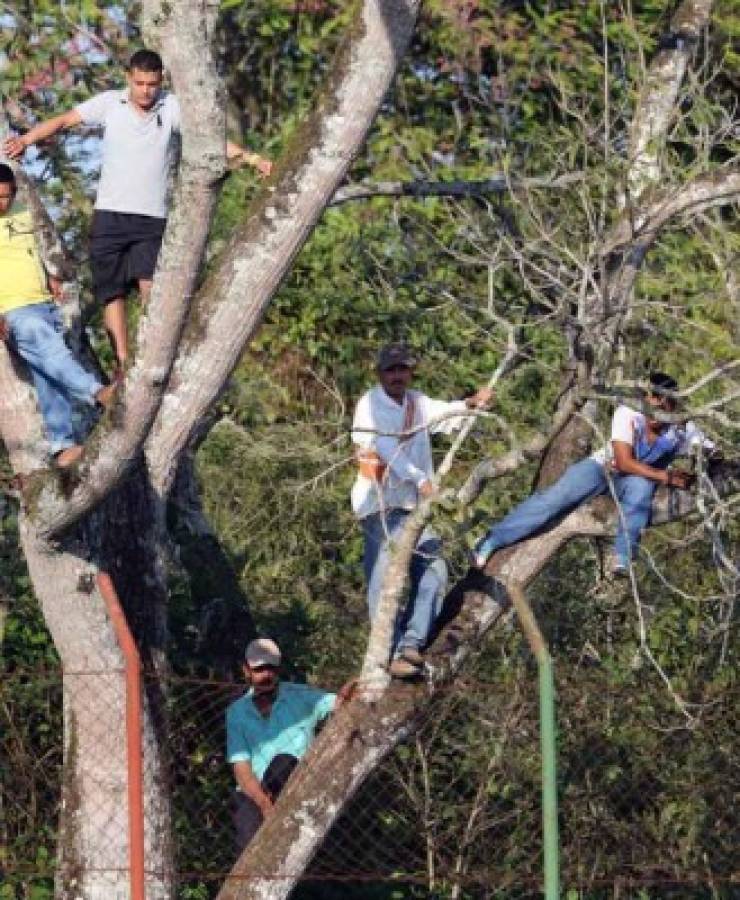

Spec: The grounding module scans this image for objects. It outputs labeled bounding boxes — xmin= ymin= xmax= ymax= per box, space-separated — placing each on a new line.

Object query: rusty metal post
xmin=97 ymin=572 xmax=145 ymax=900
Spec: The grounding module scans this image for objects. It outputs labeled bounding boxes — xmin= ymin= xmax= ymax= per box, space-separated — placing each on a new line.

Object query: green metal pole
xmin=539 ymin=652 xmax=560 ymax=900
xmin=508 ymin=583 xmax=560 ymax=899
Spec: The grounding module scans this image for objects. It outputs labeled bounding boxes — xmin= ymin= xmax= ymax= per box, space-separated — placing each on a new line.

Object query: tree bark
xmin=145 ymin=0 xmax=423 ymax=496
xmin=3 ymin=1 xmax=423 ymax=895
xmin=19 ymin=528 xmax=171 ymax=900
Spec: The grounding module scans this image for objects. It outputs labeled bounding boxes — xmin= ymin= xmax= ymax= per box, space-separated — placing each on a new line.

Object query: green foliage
xmin=2 ymin=0 xmax=738 ymax=896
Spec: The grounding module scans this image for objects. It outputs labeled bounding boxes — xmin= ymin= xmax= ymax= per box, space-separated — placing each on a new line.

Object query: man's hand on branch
xmin=418 ymin=479 xmax=437 ymax=499
xmin=48 ymin=277 xmax=64 ymax=301
xmin=336 ymin=679 xmax=358 ymax=707
xmin=466 ymin=387 xmax=494 ymax=410
xmin=2 ymin=134 xmax=28 ymax=159
xmin=664 ymin=469 xmax=694 ymax=490
xmin=226 ymin=140 xmax=273 ymax=178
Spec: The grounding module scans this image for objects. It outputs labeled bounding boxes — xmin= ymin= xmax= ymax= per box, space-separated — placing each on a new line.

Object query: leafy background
xmin=1 ymin=0 xmax=738 ymax=897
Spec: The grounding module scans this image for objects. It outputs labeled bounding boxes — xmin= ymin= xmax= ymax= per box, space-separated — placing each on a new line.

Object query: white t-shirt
xmin=591 ymin=404 xmax=711 ymax=466
xmin=350 ymin=386 xmax=470 ymax=519
xmin=76 ymin=90 xmax=181 ymax=218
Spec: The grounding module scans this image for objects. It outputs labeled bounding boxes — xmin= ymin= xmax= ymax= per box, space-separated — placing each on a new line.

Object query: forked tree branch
xmin=146 ymin=0 xmax=423 ymax=498
xmin=29 ymin=0 xmax=226 ymax=538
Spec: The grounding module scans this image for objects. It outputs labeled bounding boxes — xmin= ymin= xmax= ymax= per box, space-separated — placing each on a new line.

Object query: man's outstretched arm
xmin=226 ymin=139 xmax=273 ymax=177
xmin=3 ymin=110 xmax=83 ymax=158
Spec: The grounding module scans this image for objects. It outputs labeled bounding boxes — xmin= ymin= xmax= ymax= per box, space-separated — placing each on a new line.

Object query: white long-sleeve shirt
xmin=350 ymin=386 xmax=469 ymax=519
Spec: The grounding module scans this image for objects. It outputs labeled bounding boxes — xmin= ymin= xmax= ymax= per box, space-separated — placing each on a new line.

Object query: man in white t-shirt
xmin=472 ymin=372 xmax=712 ymax=576
xmin=3 ymin=49 xmax=272 ymax=369
xmin=351 ymin=344 xmax=492 ymax=677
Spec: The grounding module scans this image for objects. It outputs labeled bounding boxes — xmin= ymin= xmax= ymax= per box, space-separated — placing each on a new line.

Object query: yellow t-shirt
xmin=0 ymin=207 xmax=52 ymax=314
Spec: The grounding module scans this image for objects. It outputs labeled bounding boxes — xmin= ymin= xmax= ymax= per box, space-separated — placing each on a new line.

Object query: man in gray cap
xmin=226 ymin=638 xmax=353 ymax=850
xmin=351 ymin=343 xmax=492 ymax=677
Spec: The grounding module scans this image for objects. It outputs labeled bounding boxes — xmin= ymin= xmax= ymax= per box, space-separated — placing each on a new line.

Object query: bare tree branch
xmin=329 ymin=171 xmax=584 ymax=205
xmin=627 ymin=0 xmax=714 ymax=197
xmin=607 ymin=168 xmax=740 ymax=254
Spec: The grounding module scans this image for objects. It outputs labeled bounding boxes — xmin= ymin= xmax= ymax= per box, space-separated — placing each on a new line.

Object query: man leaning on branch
xmin=3 ymin=48 xmax=272 ymax=371
xmin=472 ymin=372 xmax=714 ymax=576
xmin=0 ymin=164 xmax=115 ymax=468
xmin=226 ymin=638 xmax=354 ymax=852
xmin=352 ymin=344 xmax=493 ymax=678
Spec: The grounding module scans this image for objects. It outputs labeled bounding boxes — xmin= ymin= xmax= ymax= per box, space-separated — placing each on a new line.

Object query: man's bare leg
xmin=138 ymin=278 xmax=152 ymax=303
xmin=103 ymin=281 xmax=151 ymax=371
xmin=103 ymin=297 xmax=128 ymax=368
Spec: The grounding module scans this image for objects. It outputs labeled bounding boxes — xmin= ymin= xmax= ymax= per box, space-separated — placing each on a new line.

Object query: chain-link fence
xmin=1 ymin=662 xmax=737 ymax=898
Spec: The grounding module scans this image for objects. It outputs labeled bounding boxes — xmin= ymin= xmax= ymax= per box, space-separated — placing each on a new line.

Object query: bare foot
xmin=95 ymin=381 xmax=119 ymax=409
xmin=54 ymin=446 xmax=84 ymax=468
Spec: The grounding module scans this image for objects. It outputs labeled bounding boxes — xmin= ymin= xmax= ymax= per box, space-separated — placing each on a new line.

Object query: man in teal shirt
xmin=226 ymin=638 xmax=352 ymax=850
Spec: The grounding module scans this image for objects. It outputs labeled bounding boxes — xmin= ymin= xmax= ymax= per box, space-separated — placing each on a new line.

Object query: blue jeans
xmin=5 ymin=302 xmax=102 ymax=454
xmin=474 ymin=458 xmax=660 ymax=566
xmin=362 ymin=508 xmax=448 ymax=654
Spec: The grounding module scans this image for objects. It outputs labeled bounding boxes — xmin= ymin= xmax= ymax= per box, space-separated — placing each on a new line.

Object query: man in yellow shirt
xmin=0 ymin=164 xmax=114 ymax=467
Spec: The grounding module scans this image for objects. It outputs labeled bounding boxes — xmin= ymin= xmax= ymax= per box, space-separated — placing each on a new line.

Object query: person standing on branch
xmin=0 ymin=164 xmax=115 ymax=468
xmin=351 ymin=344 xmax=493 ymax=678
xmin=472 ymin=372 xmax=714 ymax=576
xmin=3 ymin=49 xmax=272 ymax=371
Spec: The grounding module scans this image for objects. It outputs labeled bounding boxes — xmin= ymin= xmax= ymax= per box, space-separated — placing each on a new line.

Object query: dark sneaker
xmin=399 ymin=647 xmax=424 ymax=667
xmin=609 ymin=554 xmax=630 ymax=578
xmin=389 ymin=657 xmax=422 ymax=679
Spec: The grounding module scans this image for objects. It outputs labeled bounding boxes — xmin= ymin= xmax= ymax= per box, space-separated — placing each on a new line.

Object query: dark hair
xmin=648 ymin=371 xmax=678 ymax=395
xmin=0 ymin=163 xmax=17 ymax=189
xmin=128 ymin=49 xmax=163 ymax=74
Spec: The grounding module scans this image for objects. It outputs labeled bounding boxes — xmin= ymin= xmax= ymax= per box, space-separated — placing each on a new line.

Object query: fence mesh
xmin=1 ymin=661 xmax=737 ymax=898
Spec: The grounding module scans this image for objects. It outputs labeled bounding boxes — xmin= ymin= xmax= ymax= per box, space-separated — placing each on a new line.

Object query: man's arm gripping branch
xmin=3 ymin=110 xmax=83 ymax=158
xmin=233 ymin=761 xmax=274 ymax=817
xmin=611 ymin=441 xmax=693 ymax=489
xmin=226 ymin=140 xmax=273 ymax=178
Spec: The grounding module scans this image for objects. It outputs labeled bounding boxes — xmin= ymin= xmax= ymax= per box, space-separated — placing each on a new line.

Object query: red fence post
xmin=97 ymin=572 xmax=146 ymax=900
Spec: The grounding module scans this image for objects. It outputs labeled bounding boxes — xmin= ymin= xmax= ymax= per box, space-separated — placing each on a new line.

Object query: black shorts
xmin=90 ymin=210 xmax=166 ymax=304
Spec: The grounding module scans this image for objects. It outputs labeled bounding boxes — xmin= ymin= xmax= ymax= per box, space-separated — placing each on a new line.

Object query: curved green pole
xmin=510 ymin=583 xmax=560 ymax=900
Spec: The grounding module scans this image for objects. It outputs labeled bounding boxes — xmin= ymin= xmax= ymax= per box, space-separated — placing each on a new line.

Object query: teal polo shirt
xmin=226 ymin=682 xmax=336 ymax=781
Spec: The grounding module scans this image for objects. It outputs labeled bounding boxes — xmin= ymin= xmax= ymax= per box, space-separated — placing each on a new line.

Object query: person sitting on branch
xmin=0 ymin=164 xmax=115 ymax=468
xmin=472 ymin=372 xmax=713 ymax=576
xmin=226 ymin=638 xmax=354 ymax=852
xmin=3 ymin=48 xmax=272 ymax=371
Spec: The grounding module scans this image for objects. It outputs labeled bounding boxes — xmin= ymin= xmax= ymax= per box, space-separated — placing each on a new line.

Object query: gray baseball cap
xmin=376 ymin=343 xmax=417 ymax=371
xmin=245 ymin=638 xmax=281 ymax=667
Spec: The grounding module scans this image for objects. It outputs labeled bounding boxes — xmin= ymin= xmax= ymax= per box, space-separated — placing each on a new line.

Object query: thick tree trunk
xmin=19 ymin=525 xmax=171 ymax=900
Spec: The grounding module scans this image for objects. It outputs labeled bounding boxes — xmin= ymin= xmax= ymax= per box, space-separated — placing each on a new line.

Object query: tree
xmin=1 ymin=1 xmax=738 ymax=898
xmin=1 ymin=0 xmax=421 ymax=895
